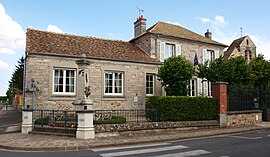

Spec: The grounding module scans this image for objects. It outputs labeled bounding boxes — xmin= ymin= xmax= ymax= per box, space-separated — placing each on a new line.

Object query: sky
xmin=0 ymin=0 xmax=270 ymax=96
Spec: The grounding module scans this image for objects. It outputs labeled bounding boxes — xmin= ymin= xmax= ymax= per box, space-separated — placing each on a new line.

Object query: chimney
xmin=134 ymin=15 xmax=146 ymax=38
xmin=205 ymin=29 xmax=212 ymax=39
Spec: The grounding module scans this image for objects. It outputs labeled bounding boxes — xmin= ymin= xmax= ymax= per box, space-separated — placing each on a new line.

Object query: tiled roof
xmin=26 ymin=29 xmax=159 ymax=63
xmin=139 ymin=22 xmax=227 ymax=47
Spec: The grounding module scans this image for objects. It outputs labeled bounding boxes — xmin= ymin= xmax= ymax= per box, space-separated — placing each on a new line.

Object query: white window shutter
xmin=208 ymin=81 xmax=212 ymax=96
xmin=197 ymin=78 xmax=202 ymax=96
xmin=203 ymin=81 xmax=208 ymax=96
xmin=215 ymin=51 xmax=219 ymax=59
xmin=202 ymin=49 xmax=207 ymax=65
xmin=175 ymin=44 xmax=181 ymax=56
xmin=160 ymin=42 xmax=165 ymax=62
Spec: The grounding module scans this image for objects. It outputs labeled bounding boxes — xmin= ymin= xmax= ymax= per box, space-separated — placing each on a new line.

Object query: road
xmin=0 ymin=103 xmax=22 ymax=134
xmin=1 ymin=130 xmax=270 ymax=157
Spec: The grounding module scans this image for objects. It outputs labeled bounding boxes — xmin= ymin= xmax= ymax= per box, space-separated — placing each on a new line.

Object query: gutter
xmin=26 ymin=52 xmax=163 ymax=66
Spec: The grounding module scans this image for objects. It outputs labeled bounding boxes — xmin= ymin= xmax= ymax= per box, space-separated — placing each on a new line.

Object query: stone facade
xmin=227 ymin=110 xmax=262 ymax=127
xmin=24 ymin=54 xmax=162 ymax=110
xmin=224 ymin=36 xmax=256 ymax=63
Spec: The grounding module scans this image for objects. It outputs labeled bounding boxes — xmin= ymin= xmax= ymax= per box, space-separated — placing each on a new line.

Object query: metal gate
xmin=228 ymin=84 xmax=270 ymax=121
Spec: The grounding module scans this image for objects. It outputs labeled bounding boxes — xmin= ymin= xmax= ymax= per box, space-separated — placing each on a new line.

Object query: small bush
xmin=34 ymin=117 xmax=49 ymax=125
xmin=94 ymin=116 xmax=126 ymax=124
xmin=146 ymin=96 xmax=218 ymax=121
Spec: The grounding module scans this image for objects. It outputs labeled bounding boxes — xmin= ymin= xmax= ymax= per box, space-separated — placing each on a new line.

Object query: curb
xmin=0 ymin=126 xmax=269 ymax=152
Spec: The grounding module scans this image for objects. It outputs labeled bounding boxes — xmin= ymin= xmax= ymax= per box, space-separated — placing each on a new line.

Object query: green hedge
xmin=146 ymin=96 xmax=218 ymax=121
xmin=94 ymin=116 xmax=126 ymax=124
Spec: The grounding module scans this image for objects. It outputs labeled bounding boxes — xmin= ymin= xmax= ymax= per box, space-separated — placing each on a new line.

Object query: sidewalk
xmin=0 ymin=122 xmax=270 ymax=151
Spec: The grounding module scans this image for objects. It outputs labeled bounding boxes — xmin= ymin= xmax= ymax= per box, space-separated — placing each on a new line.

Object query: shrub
xmin=146 ymin=96 xmax=218 ymax=121
xmin=34 ymin=116 xmax=49 ymax=125
xmin=94 ymin=116 xmax=126 ymax=124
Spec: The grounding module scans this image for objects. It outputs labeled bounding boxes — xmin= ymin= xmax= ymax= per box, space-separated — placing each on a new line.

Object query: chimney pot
xmin=205 ymin=29 xmax=212 ymax=39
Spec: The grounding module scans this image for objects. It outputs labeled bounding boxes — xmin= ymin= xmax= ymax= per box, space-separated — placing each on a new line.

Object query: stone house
xmin=24 ymin=16 xmax=227 ymax=110
xmin=224 ymin=35 xmax=256 ymax=62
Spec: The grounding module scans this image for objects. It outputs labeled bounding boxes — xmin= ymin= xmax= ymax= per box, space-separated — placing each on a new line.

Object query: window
xmin=146 ymin=74 xmax=154 ymax=96
xmin=188 ymin=79 xmax=196 ymax=96
xmin=53 ymin=69 xmax=75 ymax=95
xmin=165 ymin=43 xmax=175 ymax=59
xmin=207 ymin=50 xmax=215 ymax=62
xmin=245 ymin=50 xmax=248 ymax=60
xmin=249 ymin=51 xmax=252 ymax=60
xmin=104 ymin=71 xmax=123 ymax=96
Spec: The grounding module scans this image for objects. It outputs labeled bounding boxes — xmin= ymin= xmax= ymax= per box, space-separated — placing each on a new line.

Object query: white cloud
xmin=166 ymin=21 xmax=182 ymax=26
xmin=0 ymin=3 xmax=25 ymax=55
xmin=47 ymin=25 xmax=64 ymax=33
xmin=250 ymin=35 xmax=270 ymax=60
xmin=0 ymin=60 xmax=12 ymax=71
xmin=199 ymin=15 xmax=270 ymax=60
xmin=200 ymin=18 xmax=211 ymax=24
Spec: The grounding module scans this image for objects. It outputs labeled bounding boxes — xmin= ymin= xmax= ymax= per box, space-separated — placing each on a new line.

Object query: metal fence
xmin=31 ymin=109 xmax=159 ymax=134
xmin=32 ymin=110 xmax=77 ymax=134
xmin=228 ymin=85 xmax=259 ymax=111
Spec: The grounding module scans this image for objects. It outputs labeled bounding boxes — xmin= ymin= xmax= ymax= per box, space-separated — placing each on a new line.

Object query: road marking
xmin=99 ymin=145 xmax=188 ymax=157
xmin=155 ymin=149 xmax=210 ymax=157
xmin=92 ymin=142 xmax=171 ymax=151
xmin=219 ymin=156 xmax=230 ymax=157
xmin=230 ymin=136 xmax=262 ymax=140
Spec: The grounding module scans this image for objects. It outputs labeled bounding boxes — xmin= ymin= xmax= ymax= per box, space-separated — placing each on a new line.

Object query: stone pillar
xmin=21 ymin=109 xmax=33 ymax=134
xmin=76 ymin=110 xmax=95 ymax=139
xmin=212 ymin=82 xmax=228 ymax=128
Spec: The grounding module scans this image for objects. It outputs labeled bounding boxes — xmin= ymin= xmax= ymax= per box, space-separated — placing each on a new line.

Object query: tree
xmin=198 ymin=56 xmax=251 ymax=85
xmin=6 ymin=56 xmax=24 ymax=103
xmin=249 ymin=54 xmax=270 ymax=109
xmin=157 ymin=56 xmax=195 ymax=96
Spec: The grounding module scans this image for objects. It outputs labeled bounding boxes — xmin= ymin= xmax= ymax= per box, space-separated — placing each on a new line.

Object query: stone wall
xmin=24 ymin=54 xmax=162 ymax=110
xmin=132 ymin=34 xmax=225 ymax=63
xmin=95 ymin=120 xmax=219 ymax=133
xmin=227 ymin=110 xmax=262 ymax=127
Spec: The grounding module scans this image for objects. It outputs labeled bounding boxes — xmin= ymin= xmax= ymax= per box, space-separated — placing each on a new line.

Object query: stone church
xmin=24 ymin=16 xmax=229 ymax=110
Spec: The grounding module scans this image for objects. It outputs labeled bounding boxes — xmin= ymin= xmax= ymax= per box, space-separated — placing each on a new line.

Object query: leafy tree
xmin=6 ymin=56 xmax=24 ymax=103
xmin=198 ymin=56 xmax=251 ymax=85
xmin=249 ymin=54 xmax=270 ymax=108
xmin=157 ymin=56 xmax=195 ymax=96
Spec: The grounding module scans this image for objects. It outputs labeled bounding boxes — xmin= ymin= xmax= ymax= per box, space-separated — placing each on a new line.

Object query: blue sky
xmin=0 ymin=0 xmax=270 ymax=96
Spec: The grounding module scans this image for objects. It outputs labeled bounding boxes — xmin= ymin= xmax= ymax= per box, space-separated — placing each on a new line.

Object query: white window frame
xmin=165 ymin=43 xmax=175 ymax=59
xmin=146 ymin=73 xmax=155 ymax=96
xmin=52 ymin=68 xmax=76 ymax=95
xmin=189 ymin=79 xmax=197 ymax=96
xmin=104 ymin=71 xmax=124 ymax=96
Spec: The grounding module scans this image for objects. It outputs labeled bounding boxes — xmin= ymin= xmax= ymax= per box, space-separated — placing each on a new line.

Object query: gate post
xmin=212 ymin=82 xmax=228 ymax=128
xmin=21 ymin=108 xmax=33 ymax=134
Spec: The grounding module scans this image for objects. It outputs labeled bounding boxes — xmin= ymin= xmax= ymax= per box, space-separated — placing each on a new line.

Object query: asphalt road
xmin=0 ymin=104 xmax=21 ymax=134
xmin=1 ymin=130 xmax=270 ymax=157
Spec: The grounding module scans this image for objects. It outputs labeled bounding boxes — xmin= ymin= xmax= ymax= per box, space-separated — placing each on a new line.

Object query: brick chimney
xmin=134 ymin=15 xmax=146 ymax=38
xmin=205 ymin=29 xmax=212 ymax=39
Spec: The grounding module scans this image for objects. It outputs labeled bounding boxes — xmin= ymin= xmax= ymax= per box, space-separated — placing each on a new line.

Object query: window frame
xmin=52 ymin=68 xmax=76 ymax=96
xmin=165 ymin=43 xmax=175 ymax=59
xmin=104 ymin=71 xmax=124 ymax=96
xmin=189 ymin=79 xmax=197 ymax=97
xmin=146 ymin=73 xmax=155 ymax=96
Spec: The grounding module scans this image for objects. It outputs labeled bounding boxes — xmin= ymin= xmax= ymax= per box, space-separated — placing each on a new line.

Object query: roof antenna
xmin=136 ymin=7 xmax=144 ymax=17
xmin=240 ymin=27 xmax=243 ymax=37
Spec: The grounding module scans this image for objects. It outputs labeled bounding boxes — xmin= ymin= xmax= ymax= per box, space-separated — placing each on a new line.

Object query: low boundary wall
xmin=227 ymin=110 xmax=262 ymax=127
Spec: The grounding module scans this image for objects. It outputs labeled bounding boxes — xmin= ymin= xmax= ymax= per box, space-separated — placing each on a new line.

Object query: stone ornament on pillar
xmin=72 ymin=54 xmax=93 ymax=110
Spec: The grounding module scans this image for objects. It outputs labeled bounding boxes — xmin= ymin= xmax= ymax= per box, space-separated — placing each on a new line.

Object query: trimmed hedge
xmin=146 ymin=96 xmax=218 ymax=121
xmin=94 ymin=116 xmax=126 ymax=124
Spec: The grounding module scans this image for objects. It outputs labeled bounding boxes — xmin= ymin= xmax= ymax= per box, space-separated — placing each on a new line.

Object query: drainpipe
xmin=22 ymin=53 xmax=27 ymax=109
